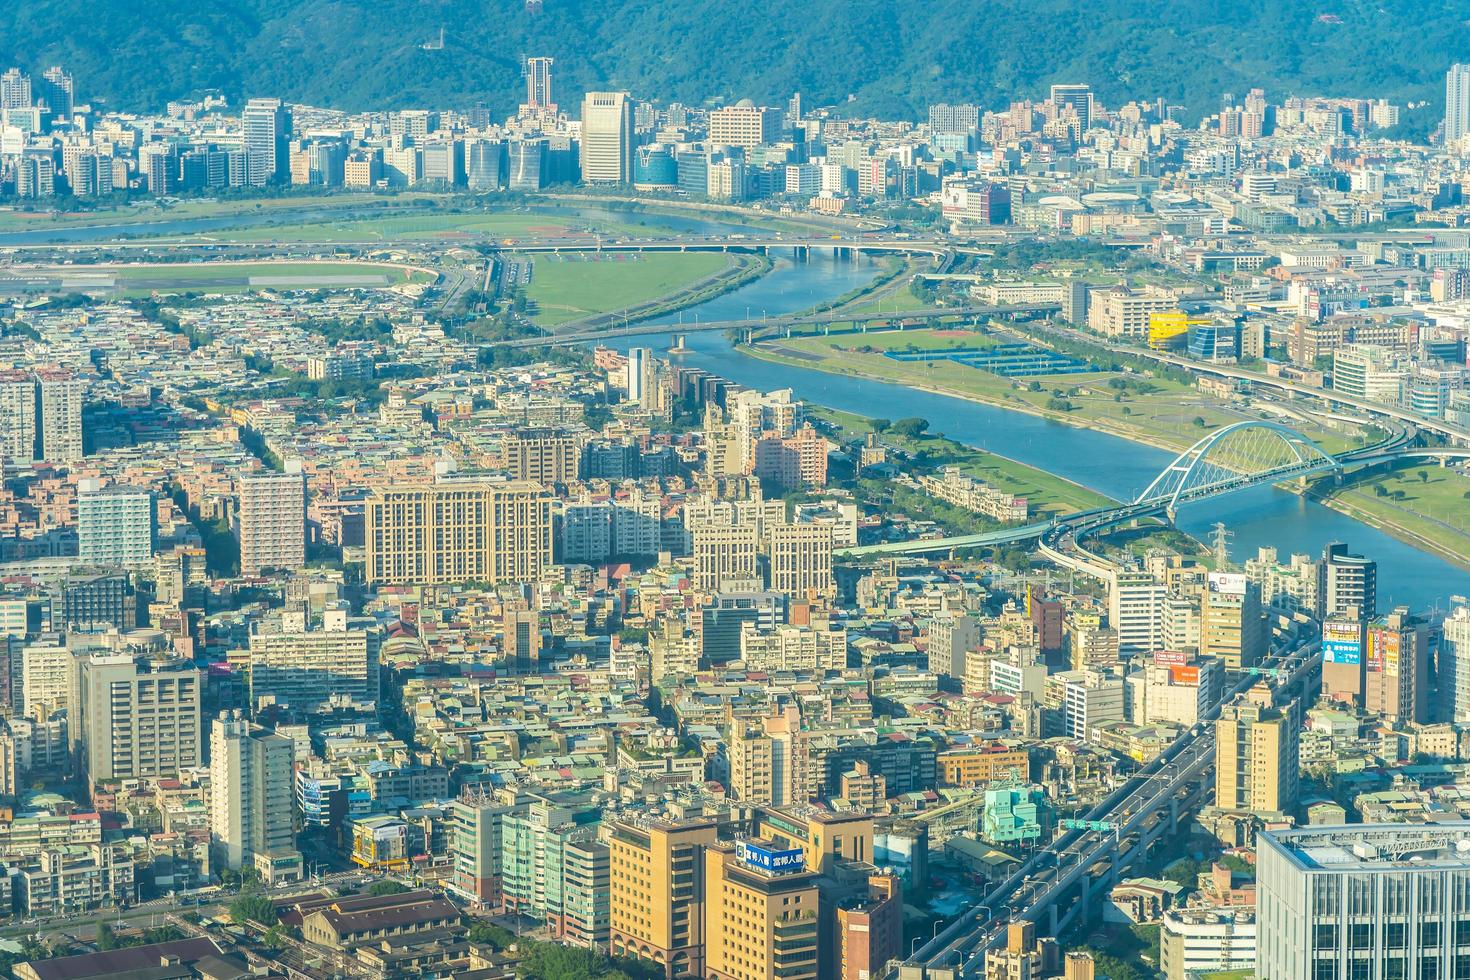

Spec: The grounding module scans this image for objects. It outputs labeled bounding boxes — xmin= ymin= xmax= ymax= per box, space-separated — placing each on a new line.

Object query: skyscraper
xmin=1215 ymin=684 xmax=1298 ymax=818
xmin=1447 ymin=64 xmax=1470 ymax=143
xmin=581 ymin=91 xmax=633 ymax=184
xmin=36 ymin=66 xmax=74 ymax=119
xmin=77 ymin=481 xmax=156 ymax=566
xmin=0 ymin=68 xmax=31 ymax=110
xmin=1320 ymin=542 xmax=1377 ymax=618
xmin=0 ymin=370 xmax=36 ymax=463
xmin=1440 ymin=604 xmax=1470 ymax=722
xmin=1050 ymin=83 xmax=1094 ymax=131
xmin=237 ymin=467 xmax=306 ymax=576
xmin=525 ymin=57 xmax=554 ymax=111
xmin=242 ymin=97 xmax=292 ymax=187
xmin=210 ymin=711 xmax=303 ymax=884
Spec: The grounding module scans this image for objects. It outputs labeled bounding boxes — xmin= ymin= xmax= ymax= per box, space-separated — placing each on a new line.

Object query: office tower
xmin=507 ymin=137 xmax=546 ymax=190
xmin=708 ymin=103 xmax=783 ymax=148
xmin=209 ymin=711 xmax=303 ymax=883
xmin=581 ymin=91 xmax=633 ymax=184
xmin=1320 ymin=542 xmax=1377 ymax=618
xmin=77 ymin=482 xmax=156 ymax=565
xmin=421 ymin=139 xmax=464 ymax=186
xmin=1257 ymin=823 xmax=1470 ymax=980
xmin=74 ymin=653 xmax=202 ymax=782
xmin=607 ymin=816 xmax=720 ymax=975
xmin=703 ymin=840 xmax=821 ymax=980
xmin=246 ymin=627 xmax=378 ymax=713
xmin=363 ymin=481 xmax=553 ymax=585
xmin=1199 ymin=572 xmax=1266 ymax=670
xmin=1050 ymin=83 xmax=1093 ymax=130
xmin=450 ymin=788 xmax=518 ymax=905
xmin=692 ymin=523 xmax=760 ymax=592
xmin=765 ymin=522 xmax=835 ymax=599
xmin=1444 ymin=605 xmax=1470 ymax=723
xmin=36 ymin=370 xmax=83 ymax=463
xmin=525 ymin=56 xmax=554 ymax=110
xmin=0 ymin=371 xmax=36 ymax=462
xmin=139 ymin=142 xmax=176 ymax=194
xmin=0 ymin=68 xmax=30 ymax=110
xmin=62 ymin=569 xmax=136 ymax=631
xmin=1109 ymin=570 xmax=1166 ymax=656
xmin=1363 ymin=608 xmax=1428 ymax=723
xmin=503 ymin=606 xmax=540 ymax=672
xmin=466 ymin=139 xmax=504 ymax=190
xmin=242 ymin=97 xmax=292 ymax=186
xmin=625 ymin=347 xmax=656 ymax=407
xmin=1448 ymin=64 xmax=1470 ymax=143
xmin=36 ymin=66 xmax=73 ymax=119
xmin=237 ymin=468 xmax=306 ymax=576
xmin=1215 ymin=685 xmax=1298 ymax=818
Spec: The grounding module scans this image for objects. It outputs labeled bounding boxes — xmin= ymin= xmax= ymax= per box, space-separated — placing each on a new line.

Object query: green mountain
xmin=3 ymin=0 xmax=1464 ymax=124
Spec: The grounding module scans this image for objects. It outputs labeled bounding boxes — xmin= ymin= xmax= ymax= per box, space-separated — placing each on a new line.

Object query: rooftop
xmin=1264 ymin=822 xmax=1470 ymax=871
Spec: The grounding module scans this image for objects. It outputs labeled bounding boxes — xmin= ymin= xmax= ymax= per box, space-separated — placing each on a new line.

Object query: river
xmin=610 ymin=249 xmax=1470 ymax=614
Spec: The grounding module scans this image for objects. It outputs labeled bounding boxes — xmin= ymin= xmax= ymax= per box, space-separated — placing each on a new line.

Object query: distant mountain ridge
xmin=3 ymin=0 xmax=1462 ymax=126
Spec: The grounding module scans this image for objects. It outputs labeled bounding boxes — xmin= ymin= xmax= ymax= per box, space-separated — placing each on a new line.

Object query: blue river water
xmin=609 ymin=250 xmax=1470 ymax=614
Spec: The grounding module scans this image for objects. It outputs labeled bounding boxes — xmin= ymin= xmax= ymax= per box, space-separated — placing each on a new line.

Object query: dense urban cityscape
xmin=1 ymin=34 xmax=1470 ymax=980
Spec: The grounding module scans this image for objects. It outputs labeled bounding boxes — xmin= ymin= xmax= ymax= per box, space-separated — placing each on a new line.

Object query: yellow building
xmin=938 ymin=747 xmax=1030 ymax=787
xmin=704 ymin=840 xmax=821 ymax=980
xmin=1215 ymin=685 xmax=1299 ymax=817
xmin=608 ymin=817 xmax=720 ymax=978
xmin=363 ymin=481 xmax=552 ymax=585
xmin=1147 ymin=311 xmax=1210 ymax=350
xmin=500 ymin=430 xmax=583 ymax=484
xmin=749 ymin=805 xmax=874 ymax=877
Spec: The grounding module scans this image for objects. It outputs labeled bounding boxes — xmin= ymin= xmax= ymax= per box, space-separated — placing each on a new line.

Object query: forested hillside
xmin=4 ymin=0 xmax=1464 ymax=124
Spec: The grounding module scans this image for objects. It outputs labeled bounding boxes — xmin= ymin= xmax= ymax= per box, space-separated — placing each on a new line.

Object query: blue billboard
xmin=740 ymin=841 xmax=805 ymax=873
xmin=1323 ymin=639 xmax=1362 ymax=666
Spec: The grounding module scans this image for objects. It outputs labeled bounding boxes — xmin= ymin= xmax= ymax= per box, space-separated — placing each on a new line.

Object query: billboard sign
xmin=739 ymin=841 xmax=805 ymax=874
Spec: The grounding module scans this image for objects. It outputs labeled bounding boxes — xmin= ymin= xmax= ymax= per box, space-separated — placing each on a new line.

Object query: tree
xmin=890 ymin=417 xmax=930 ymax=438
xmin=1419 ymin=470 xmax=1430 ymax=484
xmin=367 ymin=880 xmax=410 ymax=897
xmin=869 ymin=418 xmax=891 ymax=433
xmin=466 ymin=921 xmax=517 ymax=950
xmin=229 ymin=891 xmax=278 ymax=927
xmin=96 ymin=924 xmax=118 ymax=951
xmin=1192 ymin=416 xmax=1207 ymax=428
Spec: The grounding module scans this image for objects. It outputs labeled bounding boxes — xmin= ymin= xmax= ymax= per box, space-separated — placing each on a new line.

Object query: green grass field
xmin=0 ymin=193 xmax=438 ymax=232
xmin=760 ymin=327 xmax=1357 ymax=456
xmin=1318 ymin=464 xmax=1470 ymax=567
xmin=519 ymin=251 xmax=730 ymax=326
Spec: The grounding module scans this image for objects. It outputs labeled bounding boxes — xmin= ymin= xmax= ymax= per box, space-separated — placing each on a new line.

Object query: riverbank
xmin=742 ymin=333 xmax=1470 ymax=571
xmin=1306 ymin=466 xmax=1470 ymax=571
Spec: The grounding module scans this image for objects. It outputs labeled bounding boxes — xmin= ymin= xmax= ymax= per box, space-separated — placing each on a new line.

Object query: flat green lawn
xmin=0 ymin=193 xmax=434 ymax=231
xmin=520 ymin=251 xmax=730 ymax=326
xmin=1320 ymin=464 xmax=1470 ymax=566
xmin=763 ymin=327 xmax=1358 ymax=456
xmin=166 ymin=209 xmax=667 ymax=244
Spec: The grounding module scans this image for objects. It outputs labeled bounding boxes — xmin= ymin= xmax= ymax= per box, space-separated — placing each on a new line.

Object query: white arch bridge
xmin=840 ymin=420 xmax=1452 ymax=558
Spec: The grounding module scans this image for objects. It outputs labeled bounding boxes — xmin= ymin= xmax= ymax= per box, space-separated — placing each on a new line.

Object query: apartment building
xmin=237 ymin=469 xmax=306 ymax=576
xmin=363 ymin=481 xmax=553 ymax=585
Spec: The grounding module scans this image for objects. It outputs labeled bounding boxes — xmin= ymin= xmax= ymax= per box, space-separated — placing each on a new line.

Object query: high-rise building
xmin=210 ymin=711 xmax=303 ymax=884
xmin=1320 ymin=542 xmax=1377 ymax=618
xmin=237 ymin=468 xmax=306 ymax=576
xmin=1365 ymin=608 xmax=1429 ymax=724
xmin=765 ymin=522 xmax=835 ymax=599
xmin=0 ymin=68 xmax=31 ymax=110
xmin=1257 ymin=823 xmax=1470 ymax=980
xmin=525 ymin=57 xmax=554 ymax=111
xmin=1443 ymin=605 xmax=1470 ymax=723
xmin=449 ymin=788 xmax=519 ymax=907
xmin=1447 ymin=64 xmax=1470 ymax=143
xmin=74 ymin=654 xmax=202 ymax=783
xmin=1199 ymin=572 xmax=1266 ymax=670
xmin=1050 ymin=83 xmax=1094 ymax=131
xmin=581 ymin=91 xmax=633 ymax=184
xmin=77 ymin=481 xmax=156 ymax=566
xmin=363 ymin=481 xmax=553 ymax=585
xmin=708 ymin=103 xmax=784 ymax=149
xmin=625 ymin=347 xmax=657 ymax=408
xmin=242 ymin=98 xmax=292 ymax=186
xmin=703 ymin=840 xmax=821 ymax=980
xmin=1109 ymin=570 xmax=1166 ymax=656
xmin=500 ymin=429 xmax=582 ymax=484
xmin=1215 ymin=684 xmax=1298 ymax=818
xmin=728 ymin=705 xmax=806 ymax=805
xmin=36 ymin=370 xmax=83 ymax=463
xmin=246 ymin=627 xmax=378 ymax=713
xmin=0 ymin=371 xmax=36 ymax=463
xmin=503 ymin=606 xmax=540 ymax=672
xmin=692 ymin=523 xmax=760 ymax=593
xmin=607 ymin=816 xmax=720 ymax=977
xmin=35 ymin=66 xmax=73 ymax=119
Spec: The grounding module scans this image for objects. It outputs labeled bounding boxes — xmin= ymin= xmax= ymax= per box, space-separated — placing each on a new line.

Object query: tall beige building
xmin=1215 ymin=684 xmax=1299 ymax=817
xmin=246 ymin=628 xmax=378 ymax=713
xmin=36 ymin=370 xmax=83 ymax=463
xmin=364 ymin=481 xmax=553 ymax=585
xmin=692 ymin=523 xmax=760 ymax=592
xmin=766 ymin=522 xmax=834 ymax=599
xmin=501 ymin=430 xmax=582 ymax=484
xmin=728 ymin=705 xmax=807 ymax=805
xmin=608 ymin=816 xmax=720 ymax=977
xmin=210 ymin=711 xmax=302 ymax=883
xmin=1199 ymin=573 xmax=1266 ymax=670
xmin=581 ymin=91 xmax=633 ymax=184
xmin=0 ymin=370 xmax=36 ymax=462
xmin=74 ymin=654 xmax=202 ymax=783
xmin=237 ymin=468 xmax=306 ymax=576
xmin=708 ymin=103 xmax=783 ymax=149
